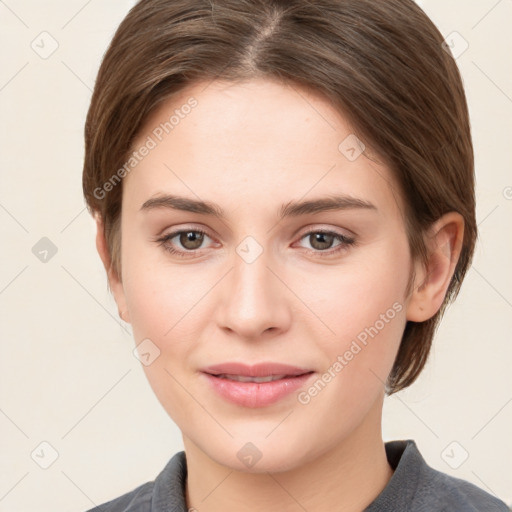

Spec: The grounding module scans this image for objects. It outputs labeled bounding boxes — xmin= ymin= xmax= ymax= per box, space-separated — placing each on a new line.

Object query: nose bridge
xmin=218 ymin=233 xmax=288 ymax=337
xmin=232 ymin=236 xmax=277 ymax=309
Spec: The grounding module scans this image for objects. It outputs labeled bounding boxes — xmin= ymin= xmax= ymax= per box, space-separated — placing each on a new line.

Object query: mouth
xmin=200 ymin=363 xmax=316 ymax=407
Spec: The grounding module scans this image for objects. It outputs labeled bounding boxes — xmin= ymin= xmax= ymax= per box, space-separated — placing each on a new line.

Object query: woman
xmin=82 ymin=0 xmax=509 ymax=510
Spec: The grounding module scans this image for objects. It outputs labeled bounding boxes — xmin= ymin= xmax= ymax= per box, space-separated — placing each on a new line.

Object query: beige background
xmin=0 ymin=0 xmax=511 ymax=510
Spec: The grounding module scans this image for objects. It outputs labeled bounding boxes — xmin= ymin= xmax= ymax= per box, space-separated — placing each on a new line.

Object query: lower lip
xmin=201 ymin=372 xmax=315 ymax=408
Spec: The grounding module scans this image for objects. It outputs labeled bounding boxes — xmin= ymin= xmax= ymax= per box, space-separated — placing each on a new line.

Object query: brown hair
xmin=82 ymin=0 xmax=476 ymax=394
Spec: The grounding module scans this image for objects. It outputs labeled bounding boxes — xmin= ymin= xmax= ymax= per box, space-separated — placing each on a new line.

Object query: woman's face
xmin=111 ymin=78 xmax=416 ymax=472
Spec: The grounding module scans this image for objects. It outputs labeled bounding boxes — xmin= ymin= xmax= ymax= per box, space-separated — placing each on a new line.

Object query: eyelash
xmin=155 ymin=227 xmax=356 ymax=259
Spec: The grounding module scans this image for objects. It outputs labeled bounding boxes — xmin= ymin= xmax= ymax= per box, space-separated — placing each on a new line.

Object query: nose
xmin=216 ymin=244 xmax=291 ymax=340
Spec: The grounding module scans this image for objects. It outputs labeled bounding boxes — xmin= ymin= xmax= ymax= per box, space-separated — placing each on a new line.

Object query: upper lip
xmin=202 ymin=362 xmax=313 ymax=377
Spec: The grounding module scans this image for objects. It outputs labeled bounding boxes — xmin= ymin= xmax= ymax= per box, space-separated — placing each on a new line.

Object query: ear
xmin=95 ymin=215 xmax=131 ymax=324
xmin=406 ymin=212 xmax=464 ymax=322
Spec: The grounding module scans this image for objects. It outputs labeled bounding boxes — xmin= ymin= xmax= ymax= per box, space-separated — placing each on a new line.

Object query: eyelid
xmin=294 ymin=223 xmax=356 ymax=240
xmin=158 ymin=226 xmax=216 ymax=243
xmin=156 ymin=222 xmax=214 ymax=238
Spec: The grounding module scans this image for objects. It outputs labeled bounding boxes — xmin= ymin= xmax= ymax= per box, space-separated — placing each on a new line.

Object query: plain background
xmin=0 ymin=0 xmax=511 ymax=510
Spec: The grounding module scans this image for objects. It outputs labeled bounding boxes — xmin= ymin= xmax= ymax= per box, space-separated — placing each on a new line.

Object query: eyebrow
xmin=140 ymin=194 xmax=377 ymax=220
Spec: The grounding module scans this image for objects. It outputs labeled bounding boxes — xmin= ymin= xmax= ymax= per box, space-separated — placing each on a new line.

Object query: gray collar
xmin=149 ymin=440 xmax=416 ymax=511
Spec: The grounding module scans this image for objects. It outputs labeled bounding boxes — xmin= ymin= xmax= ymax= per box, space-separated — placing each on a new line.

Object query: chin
xmin=200 ymin=435 xmax=315 ymax=474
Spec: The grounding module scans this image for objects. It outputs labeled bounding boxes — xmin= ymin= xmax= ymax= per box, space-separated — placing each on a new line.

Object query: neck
xmin=183 ymin=396 xmax=394 ymax=512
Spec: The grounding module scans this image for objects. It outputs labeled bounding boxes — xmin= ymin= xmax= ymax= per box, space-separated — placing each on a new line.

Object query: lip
xmin=200 ymin=362 xmax=315 ymax=408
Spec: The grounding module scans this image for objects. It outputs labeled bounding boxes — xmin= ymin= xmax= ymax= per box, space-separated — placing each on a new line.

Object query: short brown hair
xmin=82 ymin=0 xmax=476 ymax=394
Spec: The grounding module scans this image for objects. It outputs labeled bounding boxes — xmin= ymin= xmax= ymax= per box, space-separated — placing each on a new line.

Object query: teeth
xmin=217 ymin=374 xmax=288 ymax=383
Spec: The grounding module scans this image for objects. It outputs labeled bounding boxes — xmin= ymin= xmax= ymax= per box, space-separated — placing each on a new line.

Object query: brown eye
xmin=178 ymin=231 xmax=205 ymax=250
xmin=156 ymin=228 xmax=212 ymax=257
xmin=308 ymin=232 xmax=336 ymax=251
xmin=297 ymin=229 xmax=356 ymax=258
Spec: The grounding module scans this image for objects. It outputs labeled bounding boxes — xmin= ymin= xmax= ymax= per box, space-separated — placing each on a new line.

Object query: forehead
xmin=125 ymin=78 xmax=404 ymax=221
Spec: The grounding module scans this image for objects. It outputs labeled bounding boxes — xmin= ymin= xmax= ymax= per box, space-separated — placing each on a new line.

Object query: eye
xmin=156 ymin=228 xmax=214 ymax=257
xmin=296 ymin=229 xmax=355 ymax=257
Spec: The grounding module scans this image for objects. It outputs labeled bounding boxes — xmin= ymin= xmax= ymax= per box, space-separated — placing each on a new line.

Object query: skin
xmin=96 ymin=78 xmax=464 ymax=512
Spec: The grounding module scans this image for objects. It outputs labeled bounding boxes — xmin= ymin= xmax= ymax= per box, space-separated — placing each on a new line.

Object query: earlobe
xmin=406 ymin=212 xmax=464 ymax=322
xmin=94 ymin=215 xmax=131 ymax=324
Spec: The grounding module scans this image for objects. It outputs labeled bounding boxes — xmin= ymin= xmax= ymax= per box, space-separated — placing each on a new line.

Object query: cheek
xmin=123 ymin=267 xmax=204 ymax=350
xmin=294 ymin=241 xmax=410 ymax=394
xmin=120 ymin=229 xmax=200 ymax=338
xmin=293 ymin=239 xmax=410 ymax=335
xmin=121 ymin=256 xmax=206 ymax=423
xmin=293 ymin=281 xmax=407 ymax=429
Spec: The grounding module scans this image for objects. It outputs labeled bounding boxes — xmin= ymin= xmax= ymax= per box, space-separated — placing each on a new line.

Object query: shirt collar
xmin=149 ymin=439 xmax=420 ymax=511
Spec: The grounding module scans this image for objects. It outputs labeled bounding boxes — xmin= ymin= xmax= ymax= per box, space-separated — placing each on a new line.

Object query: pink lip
xmin=200 ymin=362 xmax=315 ymax=408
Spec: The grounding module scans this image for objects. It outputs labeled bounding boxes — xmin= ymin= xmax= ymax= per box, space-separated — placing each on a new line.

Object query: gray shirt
xmin=84 ymin=439 xmax=509 ymax=511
